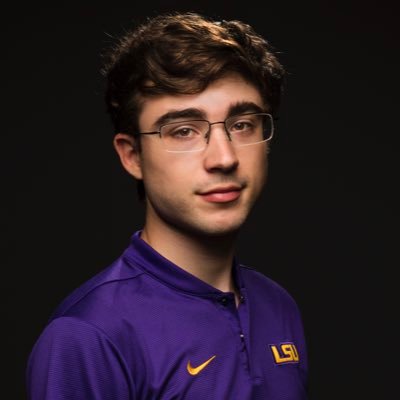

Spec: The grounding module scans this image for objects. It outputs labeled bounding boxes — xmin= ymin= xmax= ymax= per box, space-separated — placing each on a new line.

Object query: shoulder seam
xmin=51 ymin=272 xmax=146 ymax=321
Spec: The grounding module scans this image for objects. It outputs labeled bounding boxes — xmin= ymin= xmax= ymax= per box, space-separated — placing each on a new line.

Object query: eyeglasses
xmin=138 ymin=112 xmax=274 ymax=153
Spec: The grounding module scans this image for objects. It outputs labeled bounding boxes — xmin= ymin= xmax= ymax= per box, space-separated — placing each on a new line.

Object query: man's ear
xmin=113 ymin=133 xmax=143 ymax=180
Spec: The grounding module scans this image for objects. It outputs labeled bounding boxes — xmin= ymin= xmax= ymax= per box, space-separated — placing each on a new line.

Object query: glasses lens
xmin=226 ymin=113 xmax=273 ymax=146
xmin=160 ymin=120 xmax=209 ymax=152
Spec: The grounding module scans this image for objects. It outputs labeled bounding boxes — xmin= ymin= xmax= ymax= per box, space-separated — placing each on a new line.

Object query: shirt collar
xmin=122 ymin=230 xmax=245 ymax=299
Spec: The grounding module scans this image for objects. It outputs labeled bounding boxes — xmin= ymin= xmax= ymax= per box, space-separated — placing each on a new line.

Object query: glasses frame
xmin=137 ymin=112 xmax=274 ymax=153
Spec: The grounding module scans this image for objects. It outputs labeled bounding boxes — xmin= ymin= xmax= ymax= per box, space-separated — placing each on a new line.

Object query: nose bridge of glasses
xmin=205 ymin=120 xmax=232 ymax=142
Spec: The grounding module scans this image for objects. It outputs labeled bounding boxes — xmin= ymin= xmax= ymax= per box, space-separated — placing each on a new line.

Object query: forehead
xmin=138 ymin=74 xmax=264 ymax=129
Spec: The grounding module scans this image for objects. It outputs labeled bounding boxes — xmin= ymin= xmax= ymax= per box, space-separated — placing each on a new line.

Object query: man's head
xmin=104 ymin=12 xmax=285 ymax=238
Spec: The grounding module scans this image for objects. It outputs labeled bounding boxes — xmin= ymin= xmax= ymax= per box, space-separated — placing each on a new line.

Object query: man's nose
xmin=203 ymin=123 xmax=239 ymax=173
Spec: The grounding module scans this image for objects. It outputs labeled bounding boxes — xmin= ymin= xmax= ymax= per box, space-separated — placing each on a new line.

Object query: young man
xmin=27 ymin=12 xmax=308 ymax=399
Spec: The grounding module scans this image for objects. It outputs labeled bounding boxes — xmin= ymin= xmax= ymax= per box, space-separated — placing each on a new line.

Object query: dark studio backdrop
xmin=2 ymin=1 xmax=397 ymax=399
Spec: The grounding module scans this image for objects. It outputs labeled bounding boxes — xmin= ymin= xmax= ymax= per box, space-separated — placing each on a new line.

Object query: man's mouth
xmin=198 ymin=185 xmax=242 ymax=203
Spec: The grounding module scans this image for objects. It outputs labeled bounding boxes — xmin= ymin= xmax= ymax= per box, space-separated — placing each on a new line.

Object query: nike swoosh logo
xmin=187 ymin=355 xmax=216 ymax=375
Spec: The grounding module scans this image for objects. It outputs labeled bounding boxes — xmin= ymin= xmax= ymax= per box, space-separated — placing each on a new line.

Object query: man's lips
xmin=197 ymin=186 xmax=243 ymax=203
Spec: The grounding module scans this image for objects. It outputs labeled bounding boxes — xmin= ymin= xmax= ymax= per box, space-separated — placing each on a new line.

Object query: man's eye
xmin=168 ymin=126 xmax=201 ymax=139
xmin=230 ymin=121 xmax=254 ymax=131
xmin=174 ymin=127 xmax=193 ymax=137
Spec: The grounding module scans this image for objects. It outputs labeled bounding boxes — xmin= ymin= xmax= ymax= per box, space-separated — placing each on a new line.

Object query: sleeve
xmin=26 ymin=316 xmax=134 ymax=400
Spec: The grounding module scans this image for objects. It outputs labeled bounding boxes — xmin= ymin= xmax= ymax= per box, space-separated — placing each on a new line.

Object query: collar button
xmin=220 ymin=297 xmax=228 ymax=306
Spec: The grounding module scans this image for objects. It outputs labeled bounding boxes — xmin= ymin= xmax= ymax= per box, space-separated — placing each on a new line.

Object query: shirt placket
xmin=216 ymin=289 xmax=251 ymax=375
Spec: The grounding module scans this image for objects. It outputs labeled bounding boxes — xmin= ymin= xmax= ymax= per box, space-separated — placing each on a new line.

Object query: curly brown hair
xmin=102 ymin=12 xmax=285 ymax=136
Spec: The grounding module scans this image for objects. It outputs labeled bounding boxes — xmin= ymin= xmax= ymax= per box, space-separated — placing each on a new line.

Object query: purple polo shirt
xmin=27 ymin=231 xmax=308 ymax=399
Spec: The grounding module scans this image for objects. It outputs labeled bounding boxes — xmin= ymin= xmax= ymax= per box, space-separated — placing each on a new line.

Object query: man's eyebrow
xmin=153 ymin=108 xmax=206 ymax=128
xmin=152 ymin=101 xmax=265 ymax=128
xmin=226 ymin=102 xmax=265 ymax=118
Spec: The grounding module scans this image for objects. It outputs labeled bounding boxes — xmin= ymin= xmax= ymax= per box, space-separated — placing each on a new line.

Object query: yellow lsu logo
xmin=270 ymin=343 xmax=299 ymax=364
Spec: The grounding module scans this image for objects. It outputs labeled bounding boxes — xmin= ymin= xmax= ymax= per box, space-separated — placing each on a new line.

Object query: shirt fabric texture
xmin=27 ymin=231 xmax=308 ymax=399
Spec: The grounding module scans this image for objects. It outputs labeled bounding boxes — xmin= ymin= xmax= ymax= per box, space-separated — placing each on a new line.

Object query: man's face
xmin=130 ymin=74 xmax=269 ymax=238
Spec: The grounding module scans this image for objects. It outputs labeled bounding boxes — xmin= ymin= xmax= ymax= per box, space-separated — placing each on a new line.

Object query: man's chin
xmin=183 ymin=218 xmax=245 ymax=239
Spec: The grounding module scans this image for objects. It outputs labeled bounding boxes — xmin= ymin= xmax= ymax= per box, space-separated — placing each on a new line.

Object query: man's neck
xmin=140 ymin=222 xmax=238 ymax=295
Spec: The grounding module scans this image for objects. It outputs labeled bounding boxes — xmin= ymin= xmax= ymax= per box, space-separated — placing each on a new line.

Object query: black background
xmin=2 ymin=1 xmax=397 ymax=399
